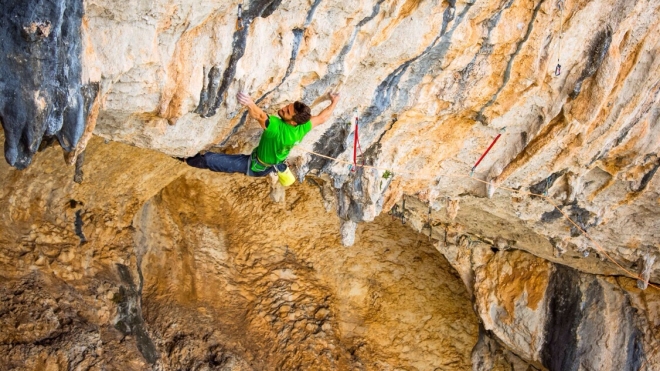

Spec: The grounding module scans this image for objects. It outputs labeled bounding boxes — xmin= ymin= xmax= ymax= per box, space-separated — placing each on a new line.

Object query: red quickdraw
xmin=352 ymin=113 xmax=364 ymax=172
xmin=471 ymin=129 xmax=504 ymax=176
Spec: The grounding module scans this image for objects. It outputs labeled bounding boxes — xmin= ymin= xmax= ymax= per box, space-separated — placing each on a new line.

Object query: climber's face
xmin=278 ymin=103 xmax=295 ymax=122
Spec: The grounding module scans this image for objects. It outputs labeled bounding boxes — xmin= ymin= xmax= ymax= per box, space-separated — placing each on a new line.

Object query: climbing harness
xmin=555 ymin=0 xmax=564 ymax=76
xmin=236 ymin=2 xmax=244 ymax=31
xmin=471 ymin=128 xmax=505 ymax=176
xmin=352 ymin=111 xmax=364 ymax=172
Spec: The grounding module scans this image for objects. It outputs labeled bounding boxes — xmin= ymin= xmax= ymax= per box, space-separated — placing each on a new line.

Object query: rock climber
xmin=183 ymin=91 xmax=340 ymax=184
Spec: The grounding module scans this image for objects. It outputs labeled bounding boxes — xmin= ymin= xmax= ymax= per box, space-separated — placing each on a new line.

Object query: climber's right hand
xmin=237 ymin=91 xmax=253 ymax=106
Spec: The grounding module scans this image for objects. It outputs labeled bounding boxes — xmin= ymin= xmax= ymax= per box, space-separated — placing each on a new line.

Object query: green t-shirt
xmin=251 ymin=115 xmax=312 ymax=172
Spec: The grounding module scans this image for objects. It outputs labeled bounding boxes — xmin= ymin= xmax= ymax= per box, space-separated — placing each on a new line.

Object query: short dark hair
xmin=292 ymin=101 xmax=311 ymax=124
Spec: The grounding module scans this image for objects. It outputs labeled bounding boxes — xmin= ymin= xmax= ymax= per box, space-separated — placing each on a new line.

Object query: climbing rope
xmin=555 ymin=0 xmax=564 ymax=76
xmin=295 ymin=146 xmax=660 ymax=291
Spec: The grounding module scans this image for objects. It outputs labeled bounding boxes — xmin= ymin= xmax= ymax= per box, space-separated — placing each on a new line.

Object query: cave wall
xmin=0 ymin=135 xmax=657 ymax=370
xmin=133 ymin=171 xmax=478 ymax=369
xmin=0 ymin=0 xmax=98 ymax=169
xmin=0 ymin=136 xmax=187 ymax=369
xmin=470 ymin=249 xmax=652 ymax=371
xmin=0 ymin=137 xmax=480 ymax=370
xmin=1 ymin=0 xmax=660 ymax=370
xmin=3 ymin=0 xmax=655 ymax=283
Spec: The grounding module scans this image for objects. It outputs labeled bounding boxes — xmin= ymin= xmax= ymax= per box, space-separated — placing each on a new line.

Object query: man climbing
xmin=184 ymin=91 xmax=340 ymax=183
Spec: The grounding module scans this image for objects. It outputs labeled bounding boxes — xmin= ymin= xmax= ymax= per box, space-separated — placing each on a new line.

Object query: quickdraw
xmin=352 ymin=111 xmax=364 ymax=172
xmin=236 ymin=3 xmax=244 ymax=31
xmin=555 ymin=0 xmax=564 ymax=76
xmin=426 ymin=205 xmax=432 ymax=240
xmin=388 ymin=197 xmax=406 ymax=225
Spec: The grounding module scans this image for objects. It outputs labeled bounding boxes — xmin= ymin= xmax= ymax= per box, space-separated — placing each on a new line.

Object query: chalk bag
xmin=274 ymin=165 xmax=296 ymax=187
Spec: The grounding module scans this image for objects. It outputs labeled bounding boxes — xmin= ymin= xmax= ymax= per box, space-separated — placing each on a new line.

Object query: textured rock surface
xmin=74 ymin=0 xmax=660 ymax=282
xmin=0 ymin=0 xmax=96 ymax=169
xmin=437 ymin=237 xmax=660 ymax=371
xmin=0 ymin=272 xmax=150 ymax=370
xmin=1 ymin=0 xmax=660 ymax=369
xmin=0 ymin=137 xmax=478 ymax=369
xmin=0 ymin=136 xmax=186 ymax=369
xmin=134 ymin=171 xmax=477 ymax=370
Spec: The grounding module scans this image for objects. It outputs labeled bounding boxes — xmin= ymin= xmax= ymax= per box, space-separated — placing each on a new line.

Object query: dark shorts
xmin=185 ymin=152 xmax=286 ymax=177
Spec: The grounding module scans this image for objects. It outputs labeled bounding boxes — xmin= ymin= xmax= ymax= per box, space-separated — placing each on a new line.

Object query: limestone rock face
xmin=1 ymin=0 xmax=660 ymax=370
xmin=474 ymin=251 xmax=648 ymax=371
xmin=5 ymin=0 xmax=656 ymax=281
xmin=0 ymin=138 xmax=478 ymax=369
xmin=0 ymin=0 xmax=95 ymax=169
xmin=134 ymin=171 xmax=478 ymax=370
xmin=436 ymin=238 xmax=659 ymax=371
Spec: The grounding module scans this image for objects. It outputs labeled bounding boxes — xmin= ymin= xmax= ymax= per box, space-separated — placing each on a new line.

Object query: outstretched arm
xmin=310 ymin=92 xmax=340 ymax=128
xmin=237 ymin=92 xmax=268 ymax=129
